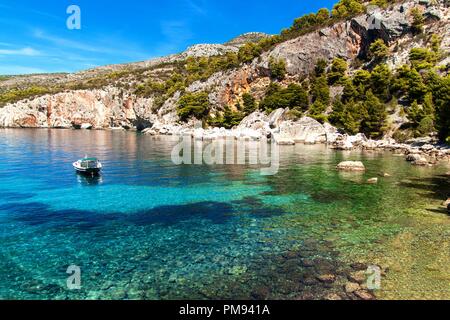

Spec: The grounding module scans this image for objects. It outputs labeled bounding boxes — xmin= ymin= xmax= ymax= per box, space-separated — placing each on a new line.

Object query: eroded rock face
xmin=0 ymin=87 xmax=157 ymax=129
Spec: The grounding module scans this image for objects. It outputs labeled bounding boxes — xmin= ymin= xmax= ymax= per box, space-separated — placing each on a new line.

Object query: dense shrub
xmin=369 ymin=39 xmax=389 ymax=62
xmin=0 ymin=86 xmax=51 ymax=107
xmin=269 ymin=58 xmax=287 ymax=81
xmin=242 ymin=93 xmax=257 ymax=116
xmin=260 ymin=83 xmax=309 ymax=113
xmin=177 ymin=92 xmax=211 ymax=121
xmin=327 ymin=58 xmax=348 ymax=85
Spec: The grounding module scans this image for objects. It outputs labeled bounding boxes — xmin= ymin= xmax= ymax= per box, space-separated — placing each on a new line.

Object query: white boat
xmin=73 ymin=157 xmax=102 ymax=175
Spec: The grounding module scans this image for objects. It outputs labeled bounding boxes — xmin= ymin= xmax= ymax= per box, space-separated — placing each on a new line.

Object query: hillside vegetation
xmin=0 ymin=0 xmax=448 ymax=142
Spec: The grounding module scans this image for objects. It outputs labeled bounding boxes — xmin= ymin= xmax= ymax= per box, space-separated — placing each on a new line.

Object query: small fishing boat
xmin=73 ymin=157 xmax=102 ymax=175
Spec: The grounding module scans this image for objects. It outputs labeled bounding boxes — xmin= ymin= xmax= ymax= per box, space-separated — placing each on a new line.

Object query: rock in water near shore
xmin=444 ymin=199 xmax=450 ymax=213
xmin=412 ymin=156 xmax=429 ymax=166
xmin=367 ymin=178 xmax=378 ymax=184
xmin=336 ymin=161 xmax=366 ymax=172
xmin=80 ymin=123 xmax=93 ymax=130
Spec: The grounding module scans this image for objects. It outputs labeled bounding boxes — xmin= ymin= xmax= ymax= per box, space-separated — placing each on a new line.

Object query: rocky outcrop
xmin=0 ymin=87 xmax=157 ymax=129
xmin=181 ymin=44 xmax=239 ymax=58
xmin=337 ymin=161 xmax=366 ymax=171
xmin=274 ymin=117 xmax=327 ymax=144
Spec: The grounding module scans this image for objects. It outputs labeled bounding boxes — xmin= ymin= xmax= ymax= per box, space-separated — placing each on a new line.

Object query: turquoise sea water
xmin=0 ymin=129 xmax=449 ymax=300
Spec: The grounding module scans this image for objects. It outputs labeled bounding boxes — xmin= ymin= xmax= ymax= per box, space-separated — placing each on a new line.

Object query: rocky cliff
xmin=0 ymin=0 xmax=448 ymax=136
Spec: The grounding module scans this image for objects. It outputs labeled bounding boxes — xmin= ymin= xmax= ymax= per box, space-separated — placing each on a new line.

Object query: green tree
xmin=410 ymin=7 xmax=424 ymax=34
xmin=222 ymin=106 xmax=244 ymax=129
xmin=311 ymin=75 xmax=330 ymax=105
xmin=407 ymin=68 xmax=428 ymax=102
xmin=370 ymin=63 xmax=392 ymax=101
xmin=242 ymin=93 xmax=257 ymax=116
xmin=269 ymin=58 xmax=287 ymax=81
xmin=369 ymin=39 xmax=389 ymax=62
xmin=342 ymin=77 xmax=358 ymax=103
xmin=316 ymin=8 xmax=331 ymax=24
xmin=409 ymin=48 xmax=437 ymax=70
xmin=286 ymin=83 xmax=309 ymax=112
xmin=238 ymin=43 xmax=262 ymax=63
xmin=309 ymin=100 xmax=328 ymax=123
xmin=353 ymin=70 xmax=372 ymax=89
xmin=417 ymin=116 xmax=435 ymax=136
xmin=331 ymin=0 xmax=365 ymax=19
xmin=327 ymin=57 xmax=348 ymax=85
xmin=329 ymin=98 xmax=346 ymax=128
xmin=407 ymin=100 xmax=425 ymax=126
xmin=314 ymin=59 xmax=328 ymax=76
xmin=422 ymin=92 xmax=435 ymax=118
xmin=177 ymin=92 xmax=211 ymax=121
xmin=430 ymin=74 xmax=450 ymax=141
xmin=361 ymin=90 xmax=387 ymax=138
xmin=430 ymin=34 xmax=442 ymax=54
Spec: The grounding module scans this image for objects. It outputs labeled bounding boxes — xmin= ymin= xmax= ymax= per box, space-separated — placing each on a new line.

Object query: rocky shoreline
xmin=139 ymin=108 xmax=450 ymax=168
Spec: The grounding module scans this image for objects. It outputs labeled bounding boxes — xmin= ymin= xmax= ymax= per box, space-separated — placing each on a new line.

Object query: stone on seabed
xmin=336 ymin=161 xmax=366 ymax=171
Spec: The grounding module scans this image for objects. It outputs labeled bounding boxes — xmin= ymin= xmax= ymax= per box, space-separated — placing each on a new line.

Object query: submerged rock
xmin=324 ymin=293 xmax=343 ymax=300
xmin=317 ymin=274 xmax=336 ymax=284
xmin=345 ymin=282 xmax=361 ymax=294
xmin=336 ymin=161 xmax=366 ymax=172
xmin=367 ymin=178 xmax=378 ymax=184
xmin=354 ymin=290 xmax=375 ymax=300
xmin=444 ymin=199 xmax=450 ymax=213
xmin=412 ymin=157 xmax=429 ymax=166
xmin=80 ymin=123 xmax=93 ymax=130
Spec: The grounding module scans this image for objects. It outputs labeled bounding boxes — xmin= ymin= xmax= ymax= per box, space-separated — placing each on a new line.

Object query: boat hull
xmin=74 ymin=167 xmax=101 ymax=174
xmin=73 ymin=163 xmax=101 ymax=175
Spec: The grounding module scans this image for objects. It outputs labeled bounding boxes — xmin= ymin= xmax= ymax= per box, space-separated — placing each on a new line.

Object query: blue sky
xmin=0 ymin=0 xmax=336 ymax=75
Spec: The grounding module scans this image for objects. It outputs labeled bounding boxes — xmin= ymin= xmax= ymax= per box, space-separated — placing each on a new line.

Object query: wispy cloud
xmin=0 ymin=47 xmax=41 ymax=56
xmin=154 ymin=20 xmax=193 ymax=55
xmin=32 ymin=29 xmax=151 ymax=61
xmin=33 ymin=29 xmax=108 ymax=53
xmin=186 ymin=0 xmax=208 ymax=15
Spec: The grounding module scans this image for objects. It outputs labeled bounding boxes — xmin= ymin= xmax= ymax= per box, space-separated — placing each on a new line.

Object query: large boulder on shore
xmin=276 ymin=117 xmax=326 ymax=144
xmin=337 ymin=161 xmax=366 ymax=171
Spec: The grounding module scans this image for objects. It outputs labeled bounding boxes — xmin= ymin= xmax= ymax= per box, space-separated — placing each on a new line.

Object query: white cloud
xmin=0 ymin=47 xmax=41 ymax=56
xmin=33 ymin=29 xmax=107 ymax=53
xmin=186 ymin=0 xmax=207 ymax=15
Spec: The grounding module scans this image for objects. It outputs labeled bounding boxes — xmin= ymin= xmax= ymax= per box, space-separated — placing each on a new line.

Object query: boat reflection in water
xmin=76 ymin=172 xmax=103 ymax=186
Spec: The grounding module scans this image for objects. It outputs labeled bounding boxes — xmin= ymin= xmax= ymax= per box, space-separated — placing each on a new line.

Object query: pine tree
xmin=242 ymin=93 xmax=257 ymax=116
xmin=408 ymin=100 xmax=424 ymax=126
xmin=269 ymin=58 xmax=287 ymax=81
xmin=327 ymin=58 xmax=348 ymax=85
xmin=286 ymin=83 xmax=309 ymax=111
xmin=311 ymin=75 xmax=330 ymax=105
xmin=361 ymin=90 xmax=387 ymax=138
xmin=342 ymin=78 xmax=358 ymax=103
xmin=309 ymin=100 xmax=328 ymax=123
xmin=329 ymin=98 xmax=346 ymax=128
xmin=369 ymin=39 xmax=389 ymax=62
xmin=370 ymin=64 xmax=392 ymax=102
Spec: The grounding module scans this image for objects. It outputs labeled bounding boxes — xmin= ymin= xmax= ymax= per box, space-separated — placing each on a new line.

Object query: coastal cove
xmin=0 ymin=129 xmax=448 ymax=300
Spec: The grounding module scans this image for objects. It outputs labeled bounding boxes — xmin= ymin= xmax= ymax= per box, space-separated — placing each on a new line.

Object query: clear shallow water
xmin=0 ymin=129 xmax=449 ymax=300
